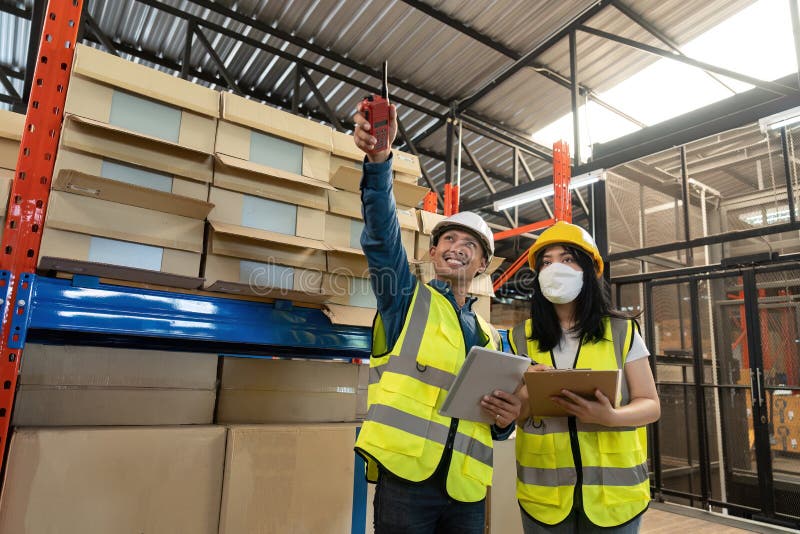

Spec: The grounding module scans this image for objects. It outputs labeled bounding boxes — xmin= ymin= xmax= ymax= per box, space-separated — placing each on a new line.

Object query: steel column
xmin=14 ymin=0 xmax=46 ymax=114
xmin=680 ymin=147 xmax=694 ymax=265
xmin=780 ymin=127 xmax=798 ymax=223
xmin=569 ymin=31 xmax=581 ymax=165
xmin=688 ymin=279 xmax=711 ymax=508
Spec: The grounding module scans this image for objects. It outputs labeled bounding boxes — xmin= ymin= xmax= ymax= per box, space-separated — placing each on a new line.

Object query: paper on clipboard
xmin=524 ymin=369 xmax=622 ymax=417
xmin=439 ymin=346 xmax=530 ymax=424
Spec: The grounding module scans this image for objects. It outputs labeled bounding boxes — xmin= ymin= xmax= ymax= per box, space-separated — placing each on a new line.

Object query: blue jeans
xmin=521 ymin=508 xmax=642 ymax=534
xmin=373 ymin=473 xmax=485 ymax=534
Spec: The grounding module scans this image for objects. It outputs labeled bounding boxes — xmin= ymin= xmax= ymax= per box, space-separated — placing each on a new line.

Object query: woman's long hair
xmin=528 ymin=245 xmax=632 ymax=351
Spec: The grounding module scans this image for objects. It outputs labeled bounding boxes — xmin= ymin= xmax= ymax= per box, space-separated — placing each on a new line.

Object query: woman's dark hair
xmin=528 ymin=244 xmax=633 ymax=351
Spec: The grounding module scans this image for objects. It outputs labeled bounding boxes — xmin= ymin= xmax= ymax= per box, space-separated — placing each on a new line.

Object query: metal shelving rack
xmin=0 ymin=0 xmax=371 ymax=477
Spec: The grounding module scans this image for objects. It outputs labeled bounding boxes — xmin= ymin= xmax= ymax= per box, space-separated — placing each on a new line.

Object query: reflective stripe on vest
xmin=365 ymin=404 xmax=493 ymax=468
xmin=356 ymin=283 xmax=496 ymax=502
xmin=511 ymin=317 xmax=650 ymax=527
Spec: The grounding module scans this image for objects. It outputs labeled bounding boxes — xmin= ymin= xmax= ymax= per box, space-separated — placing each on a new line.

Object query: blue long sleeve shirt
xmin=359 ymin=155 xmax=513 ymax=442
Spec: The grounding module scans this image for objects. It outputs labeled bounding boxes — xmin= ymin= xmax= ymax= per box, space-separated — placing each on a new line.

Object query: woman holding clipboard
xmin=508 ymin=221 xmax=660 ymax=533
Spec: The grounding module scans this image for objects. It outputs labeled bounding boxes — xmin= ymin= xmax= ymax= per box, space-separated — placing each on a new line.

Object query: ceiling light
xmin=759 ymin=106 xmax=800 ymax=133
xmin=492 ymin=170 xmax=604 ymax=211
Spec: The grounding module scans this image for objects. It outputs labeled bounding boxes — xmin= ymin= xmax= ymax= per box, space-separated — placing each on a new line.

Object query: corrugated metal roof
xmin=0 ymin=0 xmax=768 ymax=263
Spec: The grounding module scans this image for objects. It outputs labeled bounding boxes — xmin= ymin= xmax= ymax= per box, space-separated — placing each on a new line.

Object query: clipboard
xmin=439 ymin=346 xmax=530 ymax=424
xmin=524 ymin=369 xmax=622 ymax=417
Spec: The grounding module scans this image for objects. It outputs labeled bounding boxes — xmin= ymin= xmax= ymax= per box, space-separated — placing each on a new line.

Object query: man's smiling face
xmin=429 ymin=228 xmax=488 ymax=284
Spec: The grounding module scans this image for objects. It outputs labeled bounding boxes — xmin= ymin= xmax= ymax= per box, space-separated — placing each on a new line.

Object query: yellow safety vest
xmin=355 ymin=282 xmax=499 ymax=502
xmin=509 ymin=317 xmax=650 ymax=527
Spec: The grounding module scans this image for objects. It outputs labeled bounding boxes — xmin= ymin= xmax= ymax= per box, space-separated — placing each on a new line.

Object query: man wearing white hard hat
xmin=351 ymin=102 xmax=521 ymax=534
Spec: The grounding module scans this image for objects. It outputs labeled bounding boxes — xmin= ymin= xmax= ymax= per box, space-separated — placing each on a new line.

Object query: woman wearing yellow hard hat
xmin=508 ymin=221 xmax=661 ymax=533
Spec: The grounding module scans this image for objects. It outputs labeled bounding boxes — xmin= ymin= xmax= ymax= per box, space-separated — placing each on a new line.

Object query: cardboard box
xmin=474 ymin=295 xmax=491 ymax=321
xmin=322 ymin=303 xmax=377 ymax=328
xmin=203 ymin=252 xmax=329 ymax=303
xmin=326 ymin=189 xmax=418 ymax=263
xmin=45 ymin=190 xmax=204 ymax=252
xmin=39 ymin=190 xmax=204 ymax=285
xmin=217 ymin=358 xmax=359 ymax=424
xmin=13 ymin=344 xmax=217 ymax=426
xmin=60 ymin=113 xmax=213 ymax=183
xmin=221 ymin=91 xmax=333 ymax=153
xmin=67 ymin=44 xmax=217 ymax=153
xmin=206 ymin=221 xmax=329 ymax=272
xmin=53 ymin=168 xmax=213 ymax=219
xmin=330 ymin=161 xmax=428 ymax=211
xmin=0 ymin=169 xmax=11 ymax=229
xmin=392 ymin=149 xmax=423 ymax=185
xmin=215 ymin=120 xmax=331 ymax=183
xmin=219 ymin=424 xmax=359 ymax=534
xmin=213 ymin=152 xmax=332 ymax=211
xmin=0 ymin=109 xmax=24 ymax=170
xmin=0 ymin=426 xmax=226 ymax=534
xmin=205 ymin=187 xmax=330 ymax=294
xmin=54 ymin=146 xmax=210 ymax=201
xmin=322 ymin=273 xmax=377 ymax=310
xmin=208 ymin=186 xmax=326 ymax=242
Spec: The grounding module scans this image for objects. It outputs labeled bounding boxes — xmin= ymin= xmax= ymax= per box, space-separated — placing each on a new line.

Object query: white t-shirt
xmin=551 ymin=329 xmax=649 ymax=370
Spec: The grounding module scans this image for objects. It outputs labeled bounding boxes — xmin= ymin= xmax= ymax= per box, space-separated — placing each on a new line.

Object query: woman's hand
xmin=550 ymin=388 xmax=616 ymax=426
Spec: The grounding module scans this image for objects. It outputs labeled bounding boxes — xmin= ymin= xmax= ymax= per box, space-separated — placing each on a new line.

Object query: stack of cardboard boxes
xmin=40 ymin=45 xmax=216 ymax=288
xmin=204 ymin=92 xmax=334 ymax=302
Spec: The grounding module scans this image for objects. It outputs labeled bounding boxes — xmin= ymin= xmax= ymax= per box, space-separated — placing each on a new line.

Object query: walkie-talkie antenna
xmin=381 ymin=61 xmax=389 ymax=102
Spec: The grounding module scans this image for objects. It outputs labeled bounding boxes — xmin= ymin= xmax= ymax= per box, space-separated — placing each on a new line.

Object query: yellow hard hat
xmin=528 ymin=221 xmax=604 ymax=276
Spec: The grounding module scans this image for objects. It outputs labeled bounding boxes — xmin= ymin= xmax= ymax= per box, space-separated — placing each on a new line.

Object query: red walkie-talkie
xmin=361 ymin=61 xmax=390 ymax=153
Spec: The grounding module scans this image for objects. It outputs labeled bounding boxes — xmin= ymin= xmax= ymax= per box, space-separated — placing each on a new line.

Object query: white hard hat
xmin=431 ymin=211 xmax=495 ymax=261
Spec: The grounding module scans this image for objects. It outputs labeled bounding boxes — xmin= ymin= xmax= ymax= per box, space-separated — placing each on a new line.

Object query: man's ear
xmin=476 ymin=256 xmax=488 ymax=275
xmin=429 ymin=244 xmax=437 ymax=258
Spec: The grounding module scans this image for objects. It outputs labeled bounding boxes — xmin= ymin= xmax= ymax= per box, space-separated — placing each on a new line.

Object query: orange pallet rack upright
xmin=492 ymin=140 xmax=571 ymax=292
xmin=0 ymin=0 xmax=83 ymax=468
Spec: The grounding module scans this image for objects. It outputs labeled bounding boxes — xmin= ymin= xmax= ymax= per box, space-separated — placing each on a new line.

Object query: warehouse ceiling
xmin=2 ymin=0 xmax=794 ymax=271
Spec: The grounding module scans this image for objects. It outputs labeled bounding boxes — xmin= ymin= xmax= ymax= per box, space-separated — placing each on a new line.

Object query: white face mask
xmin=538 ymin=263 xmax=584 ymax=304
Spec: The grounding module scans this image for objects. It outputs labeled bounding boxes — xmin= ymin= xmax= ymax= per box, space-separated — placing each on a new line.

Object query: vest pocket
xmin=596 ymin=430 xmax=643 ymax=467
xmin=380 ymin=367 xmax=440 ymax=409
xmin=437 ymin=320 xmax=464 ymax=351
xmin=600 ymin=483 xmax=650 ymax=506
xmin=517 ymin=434 xmax=562 ymax=506
xmin=459 ymin=425 xmax=493 ymax=486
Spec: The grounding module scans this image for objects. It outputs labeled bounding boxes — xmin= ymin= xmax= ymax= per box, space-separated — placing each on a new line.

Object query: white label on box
xmin=88 ymin=236 xmax=163 ymax=271
xmin=100 ymin=159 xmax=173 ymax=192
xmin=249 ymin=130 xmax=303 ymax=175
xmin=241 ymin=195 xmax=297 ymax=236
xmin=349 ymin=220 xmax=364 ymax=250
xmin=240 ymin=260 xmax=294 ymax=291
xmin=109 ymin=90 xmax=181 ymax=143
xmin=349 ymin=277 xmax=377 ymax=309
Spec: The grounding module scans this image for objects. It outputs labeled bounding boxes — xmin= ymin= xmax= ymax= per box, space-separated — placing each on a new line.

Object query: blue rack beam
xmin=26 ymin=275 xmax=372 ymax=358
